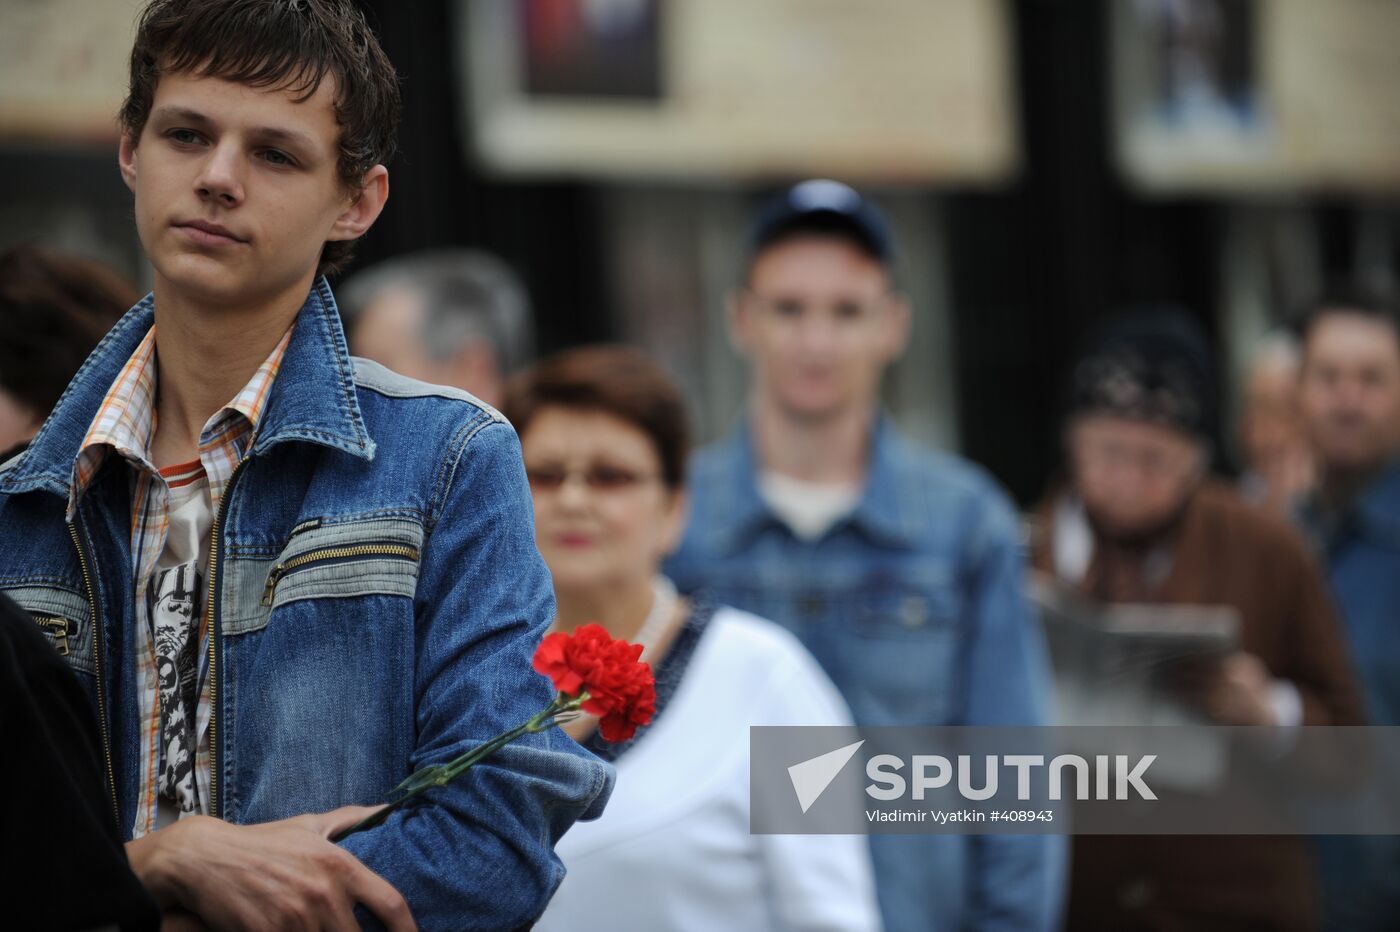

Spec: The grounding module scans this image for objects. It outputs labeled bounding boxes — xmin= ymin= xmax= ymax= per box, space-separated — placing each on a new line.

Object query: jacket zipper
xmin=68 ymin=522 xmax=119 ymax=828
xmin=206 ymin=459 xmax=250 ymax=821
xmin=260 ymin=543 xmax=420 ymax=606
xmin=31 ymin=616 xmax=72 ymax=655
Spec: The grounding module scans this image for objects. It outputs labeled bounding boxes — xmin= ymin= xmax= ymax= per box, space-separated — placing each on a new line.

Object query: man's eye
xmin=262 ymin=149 xmax=294 ymax=167
xmin=168 ymin=129 xmax=203 ymax=145
xmin=833 ymin=301 xmax=864 ymax=320
xmin=772 ymin=299 xmax=805 ymax=317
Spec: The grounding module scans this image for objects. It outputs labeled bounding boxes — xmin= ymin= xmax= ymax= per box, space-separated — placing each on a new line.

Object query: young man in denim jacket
xmin=666 ymin=180 xmax=1065 ymax=932
xmin=0 ymin=2 xmax=612 ymax=928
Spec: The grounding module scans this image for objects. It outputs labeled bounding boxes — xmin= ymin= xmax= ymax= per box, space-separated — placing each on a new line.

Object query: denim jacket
xmin=1297 ymin=463 xmax=1400 ymax=930
xmin=665 ymin=417 xmax=1065 ymax=932
xmin=0 ymin=279 xmax=613 ymax=929
xmin=1298 ymin=459 xmax=1400 ymax=727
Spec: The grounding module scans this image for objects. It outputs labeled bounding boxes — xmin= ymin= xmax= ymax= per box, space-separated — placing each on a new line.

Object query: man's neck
xmin=750 ymin=394 xmax=872 ymax=485
xmin=1318 ymin=457 xmax=1394 ymax=517
xmin=554 ymin=577 xmax=655 ymax=642
xmin=148 ymin=277 xmax=308 ymax=469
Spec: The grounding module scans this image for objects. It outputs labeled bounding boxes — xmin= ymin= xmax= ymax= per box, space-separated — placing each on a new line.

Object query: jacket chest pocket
xmin=222 ymin=516 xmax=425 ymax=636
xmin=4 ymin=584 xmax=96 ymax=676
xmin=840 ymin=585 xmax=963 ymax=725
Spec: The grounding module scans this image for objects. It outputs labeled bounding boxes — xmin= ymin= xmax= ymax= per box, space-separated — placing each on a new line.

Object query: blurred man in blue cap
xmin=666 ymin=179 xmax=1065 ymax=931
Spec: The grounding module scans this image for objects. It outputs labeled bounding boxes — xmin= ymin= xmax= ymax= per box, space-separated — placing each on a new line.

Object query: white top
xmin=758 ymin=471 xmax=862 ymax=542
xmin=537 ymin=607 xmax=882 ymax=932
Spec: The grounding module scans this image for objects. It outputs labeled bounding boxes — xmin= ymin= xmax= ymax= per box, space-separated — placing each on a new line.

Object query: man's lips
xmin=174 ymin=219 xmax=248 ymax=246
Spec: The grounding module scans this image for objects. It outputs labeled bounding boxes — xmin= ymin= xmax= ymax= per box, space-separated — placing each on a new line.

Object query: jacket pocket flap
xmin=223 ymin=516 xmax=425 ymax=636
xmin=4 ymin=584 xmax=95 ymax=674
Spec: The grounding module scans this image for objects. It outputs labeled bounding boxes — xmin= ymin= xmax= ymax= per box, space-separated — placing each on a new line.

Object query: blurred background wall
xmin=2 ymin=0 xmax=1398 ymax=505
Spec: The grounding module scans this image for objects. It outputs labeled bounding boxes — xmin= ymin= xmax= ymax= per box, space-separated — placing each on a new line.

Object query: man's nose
xmin=195 ymin=143 xmax=245 ymax=207
xmin=796 ymin=310 xmax=841 ymax=353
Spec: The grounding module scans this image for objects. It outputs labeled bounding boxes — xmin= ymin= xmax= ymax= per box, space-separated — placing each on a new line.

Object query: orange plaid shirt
xmin=69 ymin=323 xmax=292 ymax=837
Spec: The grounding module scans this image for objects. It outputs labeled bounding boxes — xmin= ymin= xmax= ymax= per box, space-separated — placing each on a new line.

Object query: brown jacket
xmin=1031 ymin=480 xmax=1365 ymax=931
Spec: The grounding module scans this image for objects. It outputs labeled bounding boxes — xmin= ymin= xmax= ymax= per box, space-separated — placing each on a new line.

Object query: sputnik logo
xmin=788 ymin=740 xmax=865 ymax=813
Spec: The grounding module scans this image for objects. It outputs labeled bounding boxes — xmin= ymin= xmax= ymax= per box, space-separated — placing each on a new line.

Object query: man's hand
xmin=127 ymin=805 xmax=415 ymax=931
xmin=1194 ymin=652 xmax=1280 ymax=726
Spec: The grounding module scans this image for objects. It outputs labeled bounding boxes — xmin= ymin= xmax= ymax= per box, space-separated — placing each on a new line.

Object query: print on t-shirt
xmin=149 ymin=561 xmax=202 ymax=814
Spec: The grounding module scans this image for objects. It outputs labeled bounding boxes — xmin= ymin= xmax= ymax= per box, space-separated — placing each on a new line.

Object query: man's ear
xmin=327 ymin=164 xmax=389 ymax=242
xmin=118 ymin=131 xmax=139 ymax=193
xmin=882 ymin=292 xmax=913 ymax=363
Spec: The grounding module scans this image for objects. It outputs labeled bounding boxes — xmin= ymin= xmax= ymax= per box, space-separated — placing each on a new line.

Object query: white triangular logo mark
xmin=788 ymin=740 xmax=865 ymax=813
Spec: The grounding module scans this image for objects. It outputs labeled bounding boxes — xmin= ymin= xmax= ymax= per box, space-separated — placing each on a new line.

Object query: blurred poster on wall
xmin=0 ymin=0 xmax=144 ymax=141
xmin=1114 ymin=0 xmax=1400 ymax=192
xmin=521 ymin=0 xmax=662 ymax=99
xmin=459 ymin=0 xmax=1020 ymax=183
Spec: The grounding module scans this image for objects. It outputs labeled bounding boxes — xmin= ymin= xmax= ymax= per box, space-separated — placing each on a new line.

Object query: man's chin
xmin=1323 ymin=449 xmax=1391 ymax=479
xmin=153 ymin=254 xmax=293 ymax=310
xmin=776 ymin=391 xmax=855 ymax=424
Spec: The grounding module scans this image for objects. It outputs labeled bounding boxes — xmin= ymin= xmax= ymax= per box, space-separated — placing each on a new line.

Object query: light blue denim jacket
xmin=665 ymin=417 xmax=1066 ymax=932
xmin=0 ymin=279 xmax=613 ymax=930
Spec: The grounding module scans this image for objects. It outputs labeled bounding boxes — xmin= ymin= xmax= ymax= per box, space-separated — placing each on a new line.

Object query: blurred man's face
xmin=350 ymin=286 xmax=504 ymax=406
xmin=1069 ymin=415 xmax=1206 ymax=540
xmin=1299 ymin=312 xmax=1400 ymax=480
xmin=1241 ymin=351 xmax=1305 ymax=472
xmin=731 ymin=236 xmax=908 ymax=422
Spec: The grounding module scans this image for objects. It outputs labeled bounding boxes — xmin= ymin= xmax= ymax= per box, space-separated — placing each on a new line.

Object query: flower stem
xmin=330 ymin=692 xmax=588 ymax=843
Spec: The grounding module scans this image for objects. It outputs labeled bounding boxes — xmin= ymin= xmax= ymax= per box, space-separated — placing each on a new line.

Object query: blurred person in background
xmin=505 ymin=345 xmax=881 ymax=932
xmin=1238 ymin=330 xmax=1314 ymax=514
xmin=665 ymin=180 xmax=1063 ymax=932
xmin=1294 ymin=292 xmax=1400 ymax=930
xmin=338 ymin=248 xmax=533 ymax=408
xmin=1031 ymin=311 xmax=1363 ymax=931
xmin=0 ymin=245 xmax=138 ymax=460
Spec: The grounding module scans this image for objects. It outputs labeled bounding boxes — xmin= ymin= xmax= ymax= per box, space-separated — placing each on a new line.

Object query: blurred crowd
xmin=7 ymin=175 xmax=1400 ymax=931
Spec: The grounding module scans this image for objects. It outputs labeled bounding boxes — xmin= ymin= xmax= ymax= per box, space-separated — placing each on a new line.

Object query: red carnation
xmin=335 ymin=621 xmax=658 ymax=842
xmin=533 ymin=623 xmax=657 ymax=742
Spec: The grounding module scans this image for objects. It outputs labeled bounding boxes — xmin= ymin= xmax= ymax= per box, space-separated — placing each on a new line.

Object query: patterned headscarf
xmin=1070 ymin=310 xmax=1217 ymax=441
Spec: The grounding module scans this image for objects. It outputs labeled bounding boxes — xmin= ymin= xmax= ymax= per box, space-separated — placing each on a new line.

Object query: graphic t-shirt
xmin=150 ymin=460 xmax=213 ymax=830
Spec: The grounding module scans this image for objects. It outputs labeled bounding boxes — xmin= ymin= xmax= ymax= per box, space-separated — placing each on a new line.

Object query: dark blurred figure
xmin=1238 ymin=331 xmax=1314 ymax=514
xmin=1 ymin=591 xmax=160 ymax=931
xmin=0 ymin=246 xmax=138 ymax=460
xmin=338 ymin=249 xmax=534 ymax=409
xmin=1031 ymin=311 xmax=1363 ymax=932
xmin=1294 ymin=291 xmax=1400 ymax=931
xmin=665 ymin=179 xmax=1064 ymax=932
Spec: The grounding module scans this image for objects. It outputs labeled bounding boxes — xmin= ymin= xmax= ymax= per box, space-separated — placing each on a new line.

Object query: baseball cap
xmin=747 ymin=179 xmax=894 ymax=264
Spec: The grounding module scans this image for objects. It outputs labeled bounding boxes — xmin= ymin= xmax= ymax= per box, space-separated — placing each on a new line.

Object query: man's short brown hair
xmin=119 ymin=0 xmax=401 ymax=277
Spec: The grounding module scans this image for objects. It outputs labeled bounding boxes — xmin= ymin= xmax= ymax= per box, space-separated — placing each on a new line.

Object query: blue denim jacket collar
xmin=703 ymin=411 xmax=921 ymax=553
xmin=0 ymin=277 xmax=374 ymax=502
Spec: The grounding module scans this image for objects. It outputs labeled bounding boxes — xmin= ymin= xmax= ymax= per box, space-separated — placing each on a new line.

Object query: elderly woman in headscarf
xmin=1031 ymin=310 xmax=1364 ymax=931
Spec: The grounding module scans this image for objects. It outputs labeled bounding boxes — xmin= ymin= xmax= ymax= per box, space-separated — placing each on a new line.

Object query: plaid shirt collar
xmin=67 ymin=323 xmax=293 ymax=519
